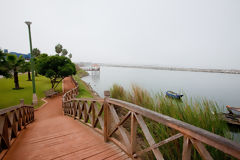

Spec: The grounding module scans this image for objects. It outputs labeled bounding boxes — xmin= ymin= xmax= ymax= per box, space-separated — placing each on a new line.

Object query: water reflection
xmin=89 ymin=71 xmax=100 ymax=83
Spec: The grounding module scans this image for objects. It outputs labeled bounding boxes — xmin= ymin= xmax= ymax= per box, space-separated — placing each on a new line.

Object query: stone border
xmin=34 ymin=98 xmax=48 ymax=111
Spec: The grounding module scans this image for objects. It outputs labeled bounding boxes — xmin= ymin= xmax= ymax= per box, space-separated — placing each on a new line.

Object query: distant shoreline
xmin=99 ymin=64 xmax=240 ymax=75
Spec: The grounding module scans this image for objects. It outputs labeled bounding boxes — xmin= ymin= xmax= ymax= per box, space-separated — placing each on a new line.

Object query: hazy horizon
xmin=1 ymin=0 xmax=240 ymax=69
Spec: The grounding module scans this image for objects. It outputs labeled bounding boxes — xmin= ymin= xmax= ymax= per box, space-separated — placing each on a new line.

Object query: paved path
xmin=4 ymin=77 xmax=129 ymax=160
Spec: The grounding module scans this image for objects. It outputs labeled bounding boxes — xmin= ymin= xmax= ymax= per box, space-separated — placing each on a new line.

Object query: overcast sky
xmin=0 ymin=0 xmax=240 ymax=69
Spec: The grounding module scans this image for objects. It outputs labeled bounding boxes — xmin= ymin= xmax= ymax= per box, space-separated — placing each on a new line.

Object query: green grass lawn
xmin=0 ymin=74 xmax=62 ymax=109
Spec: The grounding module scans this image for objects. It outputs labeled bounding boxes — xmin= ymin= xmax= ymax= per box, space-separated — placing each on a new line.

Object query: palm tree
xmin=68 ymin=53 xmax=72 ymax=59
xmin=32 ymin=48 xmax=41 ymax=76
xmin=6 ymin=54 xmax=25 ymax=89
xmin=55 ymin=44 xmax=63 ymax=55
xmin=61 ymin=49 xmax=68 ymax=56
xmin=32 ymin=48 xmax=41 ymax=57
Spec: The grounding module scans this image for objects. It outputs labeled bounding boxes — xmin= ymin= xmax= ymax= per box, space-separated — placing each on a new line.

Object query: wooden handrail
xmin=0 ymin=101 xmax=34 ymax=158
xmin=0 ymin=105 xmax=33 ymax=115
xmin=62 ymin=81 xmax=240 ymax=159
xmin=106 ymin=98 xmax=240 ymax=158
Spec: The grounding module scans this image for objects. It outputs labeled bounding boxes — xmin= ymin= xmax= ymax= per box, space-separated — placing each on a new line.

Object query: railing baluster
xmin=190 ymin=138 xmax=213 ymax=160
xmin=130 ymin=112 xmax=137 ymax=156
xmin=73 ymin=100 xmax=76 ymax=119
xmin=92 ymin=102 xmax=96 ymax=127
xmin=134 ymin=113 xmax=164 ymax=160
xmin=79 ymin=101 xmax=83 ymax=119
xmin=182 ymin=136 xmax=192 ymax=160
xmin=104 ymin=91 xmax=110 ymax=142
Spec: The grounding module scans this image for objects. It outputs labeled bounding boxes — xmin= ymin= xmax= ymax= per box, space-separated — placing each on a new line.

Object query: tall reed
xmin=110 ymin=84 xmax=234 ymax=160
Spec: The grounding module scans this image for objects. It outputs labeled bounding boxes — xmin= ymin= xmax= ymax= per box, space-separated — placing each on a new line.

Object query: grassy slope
xmin=73 ymin=70 xmax=92 ymax=98
xmin=0 ymin=74 xmax=62 ymax=109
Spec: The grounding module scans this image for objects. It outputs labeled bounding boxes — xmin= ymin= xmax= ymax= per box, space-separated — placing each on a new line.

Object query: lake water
xmin=82 ymin=66 xmax=240 ymax=142
xmin=82 ymin=66 xmax=240 ymax=108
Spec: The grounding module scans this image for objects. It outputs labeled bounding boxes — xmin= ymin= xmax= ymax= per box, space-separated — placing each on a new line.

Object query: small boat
xmin=221 ymin=105 xmax=240 ymax=126
xmin=226 ymin=105 xmax=240 ymax=116
xmin=166 ymin=91 xmax=183 ymax=99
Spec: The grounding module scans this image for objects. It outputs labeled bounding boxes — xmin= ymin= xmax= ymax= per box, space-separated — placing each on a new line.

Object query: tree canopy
xmin=6 ymin=54 xmax=25 ymax=89
xmin=55 ymin=44 xmax=71 ymax=57
xmin=36 ymin=54 xmax=76 ymax=89
xmin=0 ymin=49 xmax=11 ymax=78
xmin=32 ymin=48 xmax=41 ymax=57
xmin=55 ymin=44 xmax=63 ymax=55
xmin=61 ymin=49 xmax=68 ymax=56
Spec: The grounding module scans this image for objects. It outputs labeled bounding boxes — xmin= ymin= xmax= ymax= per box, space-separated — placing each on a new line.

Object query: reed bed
xmin=110 ymin=84 xmax=234 ymax=160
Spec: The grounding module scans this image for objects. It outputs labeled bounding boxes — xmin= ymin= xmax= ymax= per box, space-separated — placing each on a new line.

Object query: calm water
xmin=82 ymin=66 xmax=240 ymax=108
xmin=82 ymin=66 xmax=240 ymax=142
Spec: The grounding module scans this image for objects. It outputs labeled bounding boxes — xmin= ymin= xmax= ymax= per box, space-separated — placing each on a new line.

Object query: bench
xmin=44 ymin=88 xmax=58 ymax=97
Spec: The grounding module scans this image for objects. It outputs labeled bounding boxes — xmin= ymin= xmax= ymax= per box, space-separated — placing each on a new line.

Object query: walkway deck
xmin=4 ymin=77 xmax=129 ymax=160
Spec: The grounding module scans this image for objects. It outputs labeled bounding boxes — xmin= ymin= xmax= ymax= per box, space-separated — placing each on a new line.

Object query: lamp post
xmin=25 ymin=21 xmax=37 ymax=105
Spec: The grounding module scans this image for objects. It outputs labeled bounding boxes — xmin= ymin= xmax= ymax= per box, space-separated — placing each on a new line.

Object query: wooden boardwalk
xmin=4 ymin=77 xmax=129 ymax=160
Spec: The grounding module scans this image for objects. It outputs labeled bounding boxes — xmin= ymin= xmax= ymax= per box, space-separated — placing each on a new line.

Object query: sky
xmin=0 ymin=0 xmax=240 ymax=69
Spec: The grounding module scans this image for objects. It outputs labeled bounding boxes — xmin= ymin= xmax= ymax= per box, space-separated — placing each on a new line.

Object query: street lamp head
xmin=25 ymin=21 xmax=32 ymax=26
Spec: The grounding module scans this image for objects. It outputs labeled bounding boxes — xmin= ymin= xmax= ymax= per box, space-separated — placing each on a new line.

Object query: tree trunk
xmin=35 ymin=72 xmax=38 ymax=76
xmin=28 ymin=71 xmax=31 ymax=81
xmin=51 ymin=80 xmax=54 ymax=88
xmin=14 ymin=68 xmax=19 ymax=89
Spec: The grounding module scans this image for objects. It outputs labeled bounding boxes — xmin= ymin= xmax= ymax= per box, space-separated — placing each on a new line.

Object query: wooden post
xmin=104 ymin=90 xmax=110 ymax=142
xmin=130 ymin=112 xmax=137 ymax=156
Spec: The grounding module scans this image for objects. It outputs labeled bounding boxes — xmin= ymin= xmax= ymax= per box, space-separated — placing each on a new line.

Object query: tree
xmin=6 ymin=54 xmax=25 ymax=89
xmin=55 ymin=44 xmax=71 ymax=57
xmin=55 ymin=44 xmax=63 ymax=55
xmin=68 ymin=53 xmax=72 ymax=59
xmin=0 ymin=49 xmax=11 ymax=78
xmin=36 ymin=54 xmax=76 ymax=89
xmin=32 ymin=48 xmax=41 ymax=76
xmin=21 ymin=61 xmax=31 ymax=81
xmin=32 ymin=48 xmax=41 ymax=57
xmin=61 ymin=49 xmax=68 ymax=56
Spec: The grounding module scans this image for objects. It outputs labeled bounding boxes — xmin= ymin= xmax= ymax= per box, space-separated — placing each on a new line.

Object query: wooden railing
xmin=62 ymin=81 xmax=240 ymax=159
xmin=0 ymin=100 xmax=34 ymax=158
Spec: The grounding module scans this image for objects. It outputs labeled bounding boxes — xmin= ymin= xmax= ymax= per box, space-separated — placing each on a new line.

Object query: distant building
xmin=3 ymin=49 xmax=8 ymax=53
xmin=9 ymin=52 xmax=31 ymax=60
xmin=3 ymin=49 xmax=31 ymax=60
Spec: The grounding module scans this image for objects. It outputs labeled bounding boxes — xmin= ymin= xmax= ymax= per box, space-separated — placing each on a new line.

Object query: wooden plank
xmin=182 ymin=136 xmax=192 ymax=160
xmin=109 ymin=105 xmax=131 ymax=153
xmin=134 ymin=113 xmax=164 ymax=160
xmin=190 ymin=138 xmax=213 ymax=160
